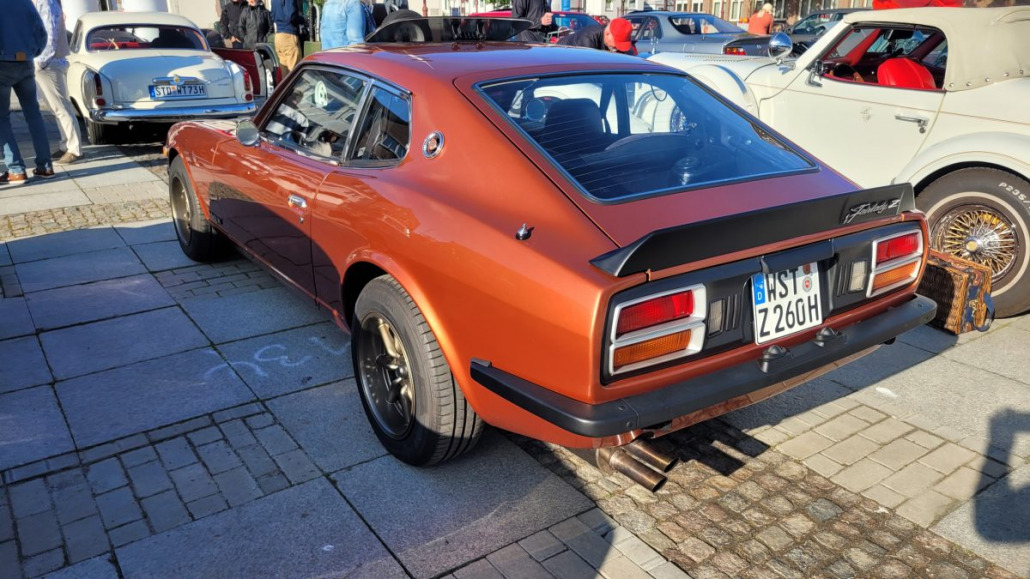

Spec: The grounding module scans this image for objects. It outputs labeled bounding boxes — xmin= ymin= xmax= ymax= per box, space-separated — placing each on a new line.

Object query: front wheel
xmin=918 ymin=167 xmax=1030 ymax=317
xmin=352 ymin=275 xmax=483 ymax=466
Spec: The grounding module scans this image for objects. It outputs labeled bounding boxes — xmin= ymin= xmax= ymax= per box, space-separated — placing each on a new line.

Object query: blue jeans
xmin=320 ymin=0 xmax=369 ymax=49
xmin=0 ymin=60 xmax=51 ymax=175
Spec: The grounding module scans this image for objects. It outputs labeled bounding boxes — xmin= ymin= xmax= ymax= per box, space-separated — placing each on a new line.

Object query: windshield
xmin=668 ymin=15 xmax=742 ymax=35
xmin=86 ymin=25 xmax=207 ymax=51
xmin=478 ymin=73 xmax=813 ymax=202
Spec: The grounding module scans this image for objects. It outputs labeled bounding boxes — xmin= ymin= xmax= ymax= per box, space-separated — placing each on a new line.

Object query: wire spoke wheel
xmin=931 ymin=203 xmax=1018 ymax=284
xmin=357 ymin=314 xmax=415 ymax=440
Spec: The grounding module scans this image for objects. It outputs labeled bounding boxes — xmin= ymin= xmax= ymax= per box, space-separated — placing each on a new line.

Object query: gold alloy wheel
xmin=170 ymin=177 xmax=192 ymax=246
xmin=357 ymin=314 xmax=415 ymax=440
xmin=930 ymin=203 xmax=1018 ymax=283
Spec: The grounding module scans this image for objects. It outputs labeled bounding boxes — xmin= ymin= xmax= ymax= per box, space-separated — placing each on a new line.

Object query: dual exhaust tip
xmin=596 ymin=439 xmax=678 ymax=492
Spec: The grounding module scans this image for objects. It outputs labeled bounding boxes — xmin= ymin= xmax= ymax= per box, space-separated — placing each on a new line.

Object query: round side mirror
xmin=236 ymin=119 xmax=259 ymax=147
xmin=768 ymin=32 xmax=793 ymax=60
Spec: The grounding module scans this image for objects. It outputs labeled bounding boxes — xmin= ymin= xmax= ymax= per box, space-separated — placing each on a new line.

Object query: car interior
xmin=821 ymin=26 xmax=947 ymax=90
xmin=86 ymin=26 xmax=206 ymax=51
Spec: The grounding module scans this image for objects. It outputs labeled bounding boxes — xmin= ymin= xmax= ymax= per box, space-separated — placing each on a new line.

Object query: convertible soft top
xmin=843 ymin=6 xmax=1030 ymax=91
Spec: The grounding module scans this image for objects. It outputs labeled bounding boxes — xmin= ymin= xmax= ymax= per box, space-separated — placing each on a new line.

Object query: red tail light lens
xmin=93 ymin=72 xmax=103 ymax=96
xmin=875 ymin=232 xmax=920 ymax=265
xmin=616 ymin=290 xmax=694 ymax=336
xmin=242 ymin=69 xmax=253 ymax=102
xmin=724 ymin=47 xmax=746 ymax=55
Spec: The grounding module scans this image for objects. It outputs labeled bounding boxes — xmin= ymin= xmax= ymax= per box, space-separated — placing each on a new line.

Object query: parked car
xmin=785 ymin=7 xmax=867 ymax=52
xmin=166 ymin=16 xmax=935 ymax=488
xmin=67 ymin=11 xmax=258 ymax=144
xmin=623 ymin=11 xmax=771 ymax=56
xmin=651 ymin=7 xmax=1030 ymax=317
xmin=470 ymin=9 xmax=600 ymax=43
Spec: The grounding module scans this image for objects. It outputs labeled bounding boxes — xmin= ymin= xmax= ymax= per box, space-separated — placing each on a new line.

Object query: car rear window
xmin=86 ymin=25 xmax=206 ymax=51
xmin=477 ymin=73 xmax=814 ymax=202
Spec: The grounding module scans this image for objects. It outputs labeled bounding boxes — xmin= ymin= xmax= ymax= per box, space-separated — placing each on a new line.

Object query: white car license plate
xmin=751 ymin=262 xmax=823 ymax=345
xmin=149 ymin=84 xmax=206 ymax=99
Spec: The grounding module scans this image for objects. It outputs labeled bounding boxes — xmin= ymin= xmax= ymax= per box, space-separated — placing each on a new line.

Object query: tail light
xmin=609 ymin=285 xmax=707 ymax=375
xmin=724 ymin=46 xmax=746 ymax=55
xmin=867 ymin=231 xmax=923 ymax=297
xmin=88 ymin=71 xmax=106 ymax=107
xmin=242 ymin=69 xmax=253 ymax=102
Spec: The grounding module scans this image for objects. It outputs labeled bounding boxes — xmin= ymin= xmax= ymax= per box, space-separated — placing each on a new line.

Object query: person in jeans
xmin=1 ymin=0 xmax=52 ymax=185
xmin=34 ymin=0 xmax=83 ymax=164
xmin=320 ymin=0 xmax=373 ymax=49
xmin=239 ymin=0 xmax=272 ymax=49
xmin=270 ymin=0 xmax=303 ymax=72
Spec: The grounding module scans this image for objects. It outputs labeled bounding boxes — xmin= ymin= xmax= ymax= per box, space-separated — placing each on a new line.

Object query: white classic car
xmin=67 ymin=11 xmax=257 ymax=144
xmin=650 ymin=7 xmax=1030 ymax=316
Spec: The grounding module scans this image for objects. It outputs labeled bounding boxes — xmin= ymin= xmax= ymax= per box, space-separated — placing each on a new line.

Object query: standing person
xmin=512 ymin=0 xmax=554 ymax=43
xmin=747 ymin=3 xmax=774 ymax=35
xmin=270 ymin=0 xmax=303 ymax=72
xmin=557 ymin=17 xmax=636 ymax=55
xmin=320 ymin=0 xmax=373 ymax=49
xmin=219 ymin=0 xmax=246 ymax=47
xmin=33 ymin=0 xmax=83 ymax=164
xmin=239 ymin=0 xmax=272 ymax=49
xmin=0 ymin=0 xmax=52 ymax=185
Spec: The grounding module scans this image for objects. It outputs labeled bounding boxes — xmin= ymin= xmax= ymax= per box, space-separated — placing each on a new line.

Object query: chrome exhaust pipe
xmin=624 ymin=439 xmax=678 ymax=473
xmin=597 ymin=447 xmax=667 ymax=492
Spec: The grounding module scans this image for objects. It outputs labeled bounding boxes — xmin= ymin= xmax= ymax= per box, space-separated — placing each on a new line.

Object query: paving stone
xmin=22 ymin=548 xmax=66 ymax=577
xmin=849 ymin=406 xmax=887 ymax=424
xmin=6 ymin=227 xmax=126 ymax=264
xmin=196 ymin=440 xmax=245 ymax=476
xmin=86 ymin=459 xmax=128 ymax=495
xmin=0 ymin=385 xmax=75 ymax=471
xmin=803 ymin=454 xmax=843 ymax=478
xmin=649 ymin=561 xmax=692 ymax=579
xmin=25 ymin=274 xmax=174 ymax=331
xmin=859 ymin=418 xmax=915 ymax=445
xmin=861 ymin=485 xmax=907 ymax=509
xmin=50 ymin=480 xmax=98 ymax=526
xmin=95 ymin=487 xmax=142 ymax=530
xmin=245 ymin=414 xmax=274 ymax=429
xmin=780 ymin=513 xmax=816 ymax=538
xmin=868 ymin=439 xmax=929 ymax=471
xmin=57 ymin=349 xmax=254 ymax=447
xmin=541 ymin=550 xmax=596 ymax=579
xmin=831 ymin=459 xmax=892 ymax=493
xmin=186 ymin=494 xmax=229 ymax=519
xmin=126 ymin=460 xmax=173 ymax=498
xmin=155 ymin=438 xmax=198 ymax=471
xmin=108 ymin=520 xmax=150 ymax=548
xmin=256 ymin=473 xmax=290 ymax=495
xmin=882 ymin=463 xmax=946 ymax=498
xmin=14 ymin=246 xmax=146 ymax=293
xmin=454 ymin=558 xmax=504 ymax=579
xmin=598 ymin=554 xmax=652 ymax=579
xmin=0 ymin=300 xmax=38 ymax=345
xmin=147 ymin=416 xmax=214 ymax=443
xmin=815 ymin=415 xmax=871 ymax=442
xmin=777 ymin=431 xmax=835 ymax=460
xmin=118 ymin=479 xmax=404 ymax=578
xmin=133 ymin=240 xmax=202 ymax=272
xmin=0 ymin=507 xmax=12 ymax=544
xmin=120 ymin=447 xmax=158 ymax=469
xmin=934 ymin=467 xmax=993 ymax=501
xmin=266 ymin=447 xmax=321 ymax=484
xmin=18 ymin=509 xmax=62 ymax=556
xmin=180 ymin=287 xmax=327 ymax=344
xmin=805 ymin=498 xmax=843 ymax=523
xmin=236 ymin=444 xmax=279 ymax=478
xmin=0 ymin=540 xmax=17 ymax=577
xmin=62 ymin=515 xmax=109 ymax=563
xmin=46 ymin=554 xmax=120 ymax=579
xmin=141 ymin=490 xmax=191 ymax=533
xmin=10 ymin=478 xmax=50 ymax=519
xmin=212 ymin=403 xmax=265 ymax=424
xmin=169 ymin=464 xmax=219 ymax=503
xmin=79 ymin=435 xmax=149 ymax=465
xmin=114 ymin=219 xmax=177 ymax=246
xmin=219 ymin=420 xmax=258 ymax=449
xmin=518 ymin=530 xmax=565 ymax=562
xmin=904 ymin=430 xmax=944 ymax=450
xmin=187 ymin=427 xmax=224 ymax=447
xmin=253 ymin=425 xmax=298 ymax=457
xmin=823 ymin=435 xmax=881 ymax=466
xmin=577 ymin=508 xmax=618 ymax=536
xmin=919 ymin=443 xmax=978 ymax=475
xmin=485 ymin=544 xmax=552 ymax=579
xmin=213 ymin=467 xmax=263 ymax=507
xmin=896 ymin=491 xmax=955 ymax=527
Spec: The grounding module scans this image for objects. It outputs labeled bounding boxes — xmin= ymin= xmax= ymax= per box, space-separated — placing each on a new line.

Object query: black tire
xmin=352 ymin=275 xmax=483 ymax=466
xmin=86 ymin=119 xmax=109 ymax=145
xmin=168 ymin=156 xmax=223 ymax=262
xmin=918 ymin=167 xmax=1030 ymax=317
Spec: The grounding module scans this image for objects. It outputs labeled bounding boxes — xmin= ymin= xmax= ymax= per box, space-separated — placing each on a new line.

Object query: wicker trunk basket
xmin=917 ymin=250 xmax=994 ymax=335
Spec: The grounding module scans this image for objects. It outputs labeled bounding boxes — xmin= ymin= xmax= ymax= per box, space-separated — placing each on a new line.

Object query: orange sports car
xmin=167 ymin=17 xmax=935 ymax=490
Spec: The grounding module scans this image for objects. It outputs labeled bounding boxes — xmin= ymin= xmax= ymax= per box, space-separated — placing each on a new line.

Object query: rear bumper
xmin=471 ymin=294 xmax=936 ymax=438
xmin=90 ymin=102 xmax=256 ymax=123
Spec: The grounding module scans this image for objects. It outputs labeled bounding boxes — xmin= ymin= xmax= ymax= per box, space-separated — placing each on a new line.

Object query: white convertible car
xmin=67 ymin=11 xmax=257 ymax=144
xmin=651 ymin=7 xmax=1030 ymax=316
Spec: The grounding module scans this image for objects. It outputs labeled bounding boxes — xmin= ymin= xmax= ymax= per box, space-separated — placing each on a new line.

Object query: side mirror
xmin=807 ymin=59 xmax=825 ymax=87
xmin=236 ymin=119 xmax=259 ymax=147
xmin=768 ymin=32 xmax=793 ymax=61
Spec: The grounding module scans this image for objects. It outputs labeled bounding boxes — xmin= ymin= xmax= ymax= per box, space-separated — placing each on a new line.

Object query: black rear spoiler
xmin=590 ymin=183 xmax=916 ymax=277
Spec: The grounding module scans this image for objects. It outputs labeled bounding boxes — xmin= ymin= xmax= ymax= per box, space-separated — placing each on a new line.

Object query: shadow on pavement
xmin=977 ymin=410 xmax=1030 ymax=542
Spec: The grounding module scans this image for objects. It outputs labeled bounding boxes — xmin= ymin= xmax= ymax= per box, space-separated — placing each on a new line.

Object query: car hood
xmin=73 ymin=50 xmax=234 ymax=102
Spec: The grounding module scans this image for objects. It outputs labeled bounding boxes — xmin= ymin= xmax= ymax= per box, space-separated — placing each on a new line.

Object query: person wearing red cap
xmin=557 ymin=17 xmax=637 ymax=55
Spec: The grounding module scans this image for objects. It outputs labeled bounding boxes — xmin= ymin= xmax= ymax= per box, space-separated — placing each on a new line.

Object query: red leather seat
xmin=877 ymin=58 xmax=937 ymax=90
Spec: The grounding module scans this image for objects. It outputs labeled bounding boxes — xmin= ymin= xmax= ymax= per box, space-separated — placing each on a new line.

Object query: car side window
xmin=349 ymin=87 xmax=411 ymax=164
xmin=263 ymin=68 xmax=366 ymax=160
xmin=637 ymin=17 xmax=662 ymax=41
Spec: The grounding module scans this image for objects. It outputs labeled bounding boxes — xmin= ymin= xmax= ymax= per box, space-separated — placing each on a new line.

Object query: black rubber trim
xmin=590 ymin=184 xmax=916 ymax=277
xmin=470 ymin=294 xmax=936 ymax=438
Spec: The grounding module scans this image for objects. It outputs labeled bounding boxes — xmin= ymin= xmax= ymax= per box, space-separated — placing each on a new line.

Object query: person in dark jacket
xmin=557 ymin=17 xmax=636 ymax=55
xmin=218 ymin=0 xmax=245 ymax=47
xmin=239 ymin=0 xmax=272 ymax=49
xmin=512 ymin=0 xmax=554 ymax=42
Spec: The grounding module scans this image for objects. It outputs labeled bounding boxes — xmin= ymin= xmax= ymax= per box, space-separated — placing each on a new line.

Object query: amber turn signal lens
xmin=871 ymin=261 xmax=919 ymax=293
xmin=613 ymin=330 xmax=691 ymax=370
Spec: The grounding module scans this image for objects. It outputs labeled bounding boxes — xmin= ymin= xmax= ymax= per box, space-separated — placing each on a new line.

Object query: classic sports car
xmin=623 ymin=11 xmax=772 ymax=57
xmin=67 ymin=11 xmax=257 ymax=144
xmin=166 ymin=17 xmax=935 ymax=489
xmin=651 ymin=7 xmax=1030 ymax=317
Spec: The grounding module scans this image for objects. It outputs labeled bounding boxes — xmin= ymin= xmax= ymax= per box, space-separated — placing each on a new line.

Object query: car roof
xmin=842 ymin=6 xmax=1029 ymax=91
xmin=306 ymin=43 xmax=660 ymax=88
xmin=75 ymin=11 xmax=199 ymax=30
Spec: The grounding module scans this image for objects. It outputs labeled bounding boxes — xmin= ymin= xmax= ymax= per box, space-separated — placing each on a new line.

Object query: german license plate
xmin=751 ymin=262 xmax=823 ymax=344
xmin=149 ymin=84 xmax=206 ymax=99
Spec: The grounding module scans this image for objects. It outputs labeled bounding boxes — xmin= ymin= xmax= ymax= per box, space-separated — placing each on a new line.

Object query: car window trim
xmin=345 ymin=82 xmax=413 ymax=168
xmin=473 ymin=70 xmax=819 ymax=206
xmin=83 ymin=24 xmax=208 ymax=53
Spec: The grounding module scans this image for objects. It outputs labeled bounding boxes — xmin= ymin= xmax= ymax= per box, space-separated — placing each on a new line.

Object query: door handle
xmin=894 ymin=114 xmax=929 ymax=133
xmin=287 ymin=194 xmax=307 ymax=210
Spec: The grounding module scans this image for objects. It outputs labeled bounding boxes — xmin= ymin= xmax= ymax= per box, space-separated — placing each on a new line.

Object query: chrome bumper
xmin=90 ymin=102 xmax=256 ymax=123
